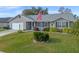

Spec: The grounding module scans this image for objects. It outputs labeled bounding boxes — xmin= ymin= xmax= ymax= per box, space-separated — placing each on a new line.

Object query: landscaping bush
xmin=71 ymin=29 xmax=79 ymax=36
xmin=3 ymin=27 xmax=10 ymax=29
xmin=43 ymin=27 xmax=50 ymax=32
xmin=17 ymin=30 xmax=23 ymax=33
xmin=62 ymin=28 xmax=69 ymax=33
xmin=71 ymin=20 xmax=79 ymax=36
xmin=50 ymin=27 xmax=57 ymax=32
xmin=57 ymin=29 xmax=62 ymax=32
xmin=33 ymin=32 xmax=49 ymax=42
xmin=62 ymin=28 xmax=73 ymax=33
xmin=34 ymin=27 xmax=39 ymax=31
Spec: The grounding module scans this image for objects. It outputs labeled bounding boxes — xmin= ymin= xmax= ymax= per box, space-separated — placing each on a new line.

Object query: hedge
xmin=50 ymin=27 xmax=57 ymax=32
xmin=33 ymin=32 xmax=49 ymax=42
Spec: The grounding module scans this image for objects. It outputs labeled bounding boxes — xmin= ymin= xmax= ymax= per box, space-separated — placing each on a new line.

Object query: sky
xmin=0 ymin=6 xmax=79 ymax=18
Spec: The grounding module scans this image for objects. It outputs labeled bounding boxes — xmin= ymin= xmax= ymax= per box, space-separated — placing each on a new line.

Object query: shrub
xmin=57 ymin=29 xmax=62 ymax=32
xmin=34 ymin=27 xmax=39 ymax=31
xmin=43 ymin=33 xmax=49 ymax=41
xmin=33 ymin=32 xmax=49 ymax=42
xmin=71 ymin=29 xmax=79 ymax=36
xmin=3 ymin=27 xmax=10 ymax=29
xmin=68 ymin=29 xmax=73 ymax=33
xmin=62 ymin=28 xmax=71 ymax=33
xmin=17 ymin=30 xmax=23 ymax=33
xmin=71 ymin=20 xmax=79 ymax=36
xmin=43 ymin=27 xmax=50 ymax=32
xmin=62 ymin=28 xmax=68 ymax=33
xmin=50 ymin=27 xmax=57 ymax=32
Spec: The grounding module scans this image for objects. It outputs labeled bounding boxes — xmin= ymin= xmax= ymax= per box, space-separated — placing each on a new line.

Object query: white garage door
xmin=12 ymin=23 xmax=23 ymax=30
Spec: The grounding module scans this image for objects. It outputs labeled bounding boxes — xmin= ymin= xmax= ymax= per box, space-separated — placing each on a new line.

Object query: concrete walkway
xmin=0 ymin=30 xmax=17 ymax=37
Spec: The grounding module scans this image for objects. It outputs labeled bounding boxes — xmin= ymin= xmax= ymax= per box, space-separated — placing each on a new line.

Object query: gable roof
xmin=10 ymin=13 xmax=77 ymax=22
xmin=25 ymin=13 xmax=76 ymax=22
xmin=0 ymin=17 xmax=12 ymax=23
xmin=9 ymin=15 xmax=33 ymax=22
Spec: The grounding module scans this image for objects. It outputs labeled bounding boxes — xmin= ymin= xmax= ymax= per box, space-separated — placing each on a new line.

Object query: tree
xmin=74 ymin=14 xmax=78 ymax=19
xmin=37 ymin=7 xmax=42 ymax=11
xmin=68 ymin=9 xmax=72 ymax=13
xmin=44 ymin=8 xmax=48 ymax=14
xmin=64 ymin=8 xmax=72 ymax=13
xmin=58 ymin=7 xmax=72 ymax=14
xmin=72 ymin=20 xmax=79 ymax=36
xmin=58 ymin=7 xmax=65 ymax=13
xmin=73 ymin=20 xmax=79 ymax=29
xmin=32 ymin=7 xmax=36 ymax=11
xmin=35 ymin=7 xmax=43 ymax=14
xmin=22 ymin=9 xmax=34 ymax=15
xmin=22 ymin=7 xmax=48 ymax=15
xmin=32 ymin=7 xmax=37 ymax=14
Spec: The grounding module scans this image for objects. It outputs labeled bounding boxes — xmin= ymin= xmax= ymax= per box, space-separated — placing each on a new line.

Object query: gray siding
xmin=0 ymin=22 xmax=8 ymax=27
xmin=51 ymin=18 xmax=71 ymax=29
xmin=9 ymin=15 xmax=33 ymax=30
xmin=9 ymin=13 xmax=77 ymax=30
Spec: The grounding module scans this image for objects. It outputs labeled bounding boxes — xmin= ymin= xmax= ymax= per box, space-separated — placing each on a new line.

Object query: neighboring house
xmin=9 ymin=13 xmax=77 ymax=30
xmin=0 ymin=17 xmax=11 ymax=28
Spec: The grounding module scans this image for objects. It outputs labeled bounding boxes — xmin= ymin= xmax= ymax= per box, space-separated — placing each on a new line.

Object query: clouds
xmin=0 ymin=6 xmax=32 ymax=17
xmin=0 ymin=6 xmax=79 ymax=18
xmin=0 ymin=6 xmax=18 ymax=9
xmin=0 ymin=6 xmax=23 ymax=17
xmin=72 ymin=11 xmax=79 ymax=16
xmin=0 ymin=13 xmax=14 ymax=17
xmin=48 ymin=11 xmax=59 ymax=14
xmin=0 ymin=6 xmax=20 ymax=11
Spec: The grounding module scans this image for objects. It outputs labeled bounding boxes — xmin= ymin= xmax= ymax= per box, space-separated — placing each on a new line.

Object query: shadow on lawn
xmin=48 ymin=38 xmax=61 ymax=43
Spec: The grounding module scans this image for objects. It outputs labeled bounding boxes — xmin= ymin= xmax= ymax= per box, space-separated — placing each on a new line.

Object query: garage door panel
xmin=12 ymin=23 xmax=23 ymax=30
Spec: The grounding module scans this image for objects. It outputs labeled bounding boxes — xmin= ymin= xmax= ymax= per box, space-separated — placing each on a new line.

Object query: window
xmin=66 ymin=22 xmax=68 ymax=27
xmin=56 ymin=22 xmax=61 ymax=27
xmin=38 ymin=22 xmax=44 ymax=27
xmin=62 ymin=22 xmax=66 ymax=27
xmin=56 ymin=21 xmax=69 ymax=28
xmin=62 ymin=22 xmax=68 ymax=27
xmin=44 ymin=22 xmax=47 ymax=26
xmin=69 ymin=22 xmax=73 ymax=27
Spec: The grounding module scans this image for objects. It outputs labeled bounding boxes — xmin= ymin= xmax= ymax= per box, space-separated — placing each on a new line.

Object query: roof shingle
xmin=25 ymin=13 xmax=76 ymax=22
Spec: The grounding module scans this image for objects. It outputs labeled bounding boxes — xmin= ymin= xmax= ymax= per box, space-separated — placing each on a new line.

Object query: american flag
xmin=37 ymin=11 xmax=43 ymax=21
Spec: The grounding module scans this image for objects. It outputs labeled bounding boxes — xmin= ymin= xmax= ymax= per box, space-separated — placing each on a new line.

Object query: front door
xmin=26 ymin=22 xmax=31 ymax=30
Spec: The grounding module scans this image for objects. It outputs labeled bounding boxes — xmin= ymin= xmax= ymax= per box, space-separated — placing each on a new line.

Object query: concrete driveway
xmin=0 ymin=30 xmax=17 ymax=37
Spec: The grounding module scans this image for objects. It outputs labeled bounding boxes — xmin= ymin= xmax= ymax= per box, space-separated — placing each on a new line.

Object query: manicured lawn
xmin=0 ymin=29 xmax=6 ymax=31
xmin=0 ymin=32 xmax=79 ymax=53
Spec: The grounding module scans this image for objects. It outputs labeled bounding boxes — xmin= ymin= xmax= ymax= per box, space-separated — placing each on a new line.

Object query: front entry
xmin=26 ymin=22 xmax=31 ymax=30
xmin=34 ymin=22 xmax=50 ymax=31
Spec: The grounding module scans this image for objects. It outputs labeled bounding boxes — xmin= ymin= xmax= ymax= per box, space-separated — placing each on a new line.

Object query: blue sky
xmin=0 ymin=6 xmax=79 ymax=18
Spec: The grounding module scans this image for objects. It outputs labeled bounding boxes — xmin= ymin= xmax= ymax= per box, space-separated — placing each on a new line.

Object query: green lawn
xmin=0 ymin=32 xmax=79 ymax=53
xmin=0 ymin=28 xmax=6 ymax=31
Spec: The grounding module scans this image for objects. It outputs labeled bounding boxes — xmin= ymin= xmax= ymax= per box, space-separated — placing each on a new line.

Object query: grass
xmin=0 ymin=32 xmax=79 ymax=53
xmin=0 ymin=28 xmax=6 ymax=31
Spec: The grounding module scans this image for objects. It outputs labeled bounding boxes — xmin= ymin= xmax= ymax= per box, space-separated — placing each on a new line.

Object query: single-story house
xmin=0 ymin=17 xmax=11 ymax=28
xmin=9 ymin=13 xmax=77 ymax=30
